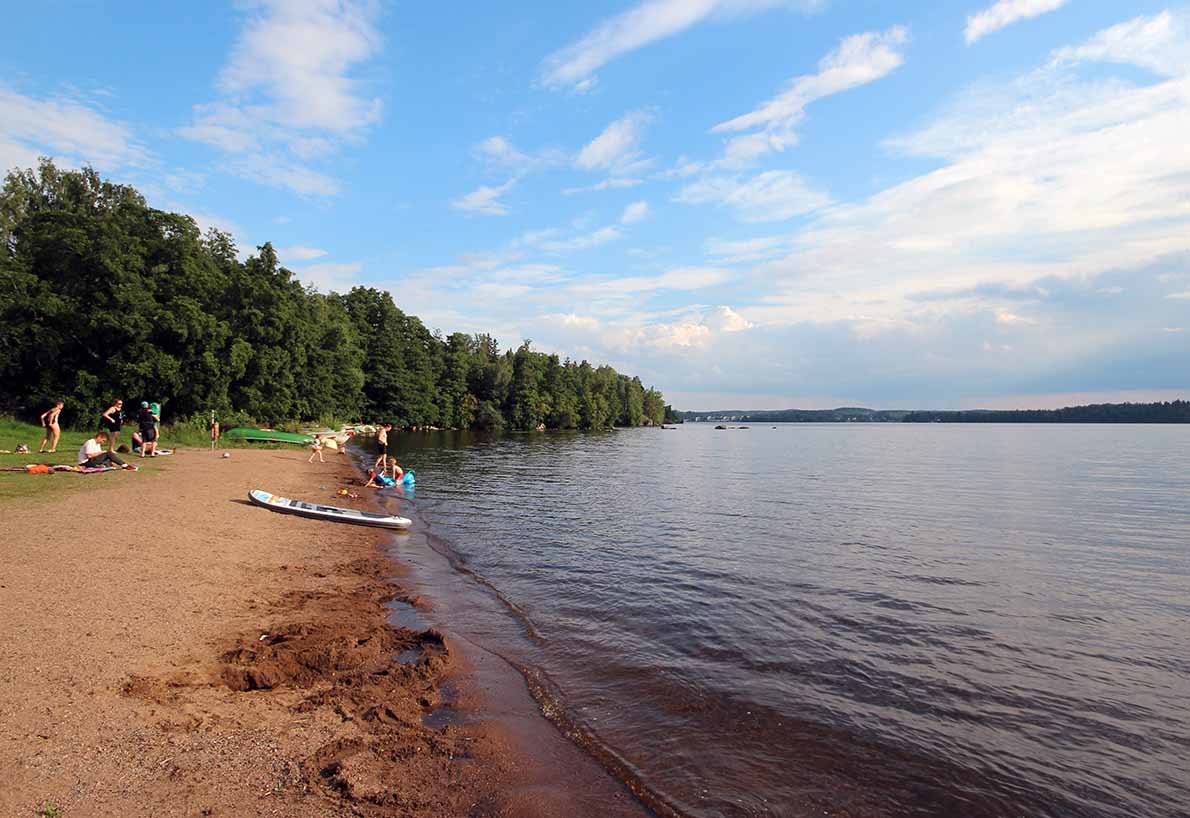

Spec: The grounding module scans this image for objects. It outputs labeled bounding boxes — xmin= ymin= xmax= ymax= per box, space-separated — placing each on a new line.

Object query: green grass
xmin=36 ymin=801 xmax=63 ymax=818
xmin=0 ymin=417 xmax=321 ymax=504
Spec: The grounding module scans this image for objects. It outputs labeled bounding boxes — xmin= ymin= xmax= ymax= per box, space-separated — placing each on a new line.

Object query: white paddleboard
xmin=248 ymin=489 xmax=411 ymax=529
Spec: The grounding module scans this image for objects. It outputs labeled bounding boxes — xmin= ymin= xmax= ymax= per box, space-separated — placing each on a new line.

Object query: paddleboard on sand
xmin=225 ymin=428 xmax=314 ymax=445
xmin=248 ymin=489 xmax=411 ymax=529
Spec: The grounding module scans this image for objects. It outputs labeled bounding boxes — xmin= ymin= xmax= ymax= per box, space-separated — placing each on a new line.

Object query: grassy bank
xmin=0 ymin=419 xmax=315 ymax=503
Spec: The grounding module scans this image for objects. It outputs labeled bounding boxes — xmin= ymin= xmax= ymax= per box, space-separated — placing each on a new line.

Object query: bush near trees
xmin=0 ymin=160 xmax=668 ymax=430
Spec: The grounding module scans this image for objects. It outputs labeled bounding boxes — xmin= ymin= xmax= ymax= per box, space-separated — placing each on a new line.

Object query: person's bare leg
xmin=109 ymin=430 xmax=119 ymax=453
xmin=39 ymin=431 xmax=49 ymax=453
xmin=50 ymin=426 xmax=59 ymax=452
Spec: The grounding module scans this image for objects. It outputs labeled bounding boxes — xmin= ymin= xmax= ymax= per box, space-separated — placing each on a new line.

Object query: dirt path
xmin=0 ymin=449 xmax=518 ymax=817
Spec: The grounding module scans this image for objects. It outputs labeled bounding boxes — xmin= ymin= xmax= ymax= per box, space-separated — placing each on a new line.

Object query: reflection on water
xmin=380 ymin=424 xmax=1190 ymax=818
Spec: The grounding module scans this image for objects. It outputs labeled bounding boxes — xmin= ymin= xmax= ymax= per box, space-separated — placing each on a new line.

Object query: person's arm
xmin=40 ymin=409 xmax=50 ymax=423
xmin=102 ymin=405 xmax=115 ymax=422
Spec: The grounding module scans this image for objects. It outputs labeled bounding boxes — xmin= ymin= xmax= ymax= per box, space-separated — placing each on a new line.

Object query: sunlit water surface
xmin=377 ymin=424 xmax=1190 ymax=818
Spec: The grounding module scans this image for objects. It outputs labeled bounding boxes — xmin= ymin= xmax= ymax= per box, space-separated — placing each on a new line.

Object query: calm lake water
xmin=377 ymin=424 xmax=1190 ymax=818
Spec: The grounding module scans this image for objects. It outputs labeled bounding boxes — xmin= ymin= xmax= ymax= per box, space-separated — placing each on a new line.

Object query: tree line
xmin=0 ymin=160 xmax=670 ymax=431
xmin=901 ymin=401 xmax=1190 ymax=423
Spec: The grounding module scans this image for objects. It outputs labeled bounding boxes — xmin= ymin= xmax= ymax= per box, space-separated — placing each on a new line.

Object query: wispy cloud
xmin=710 ymin=26 xmax=908 ymax=166
xmin=576 ymin=110 xmax=654 ymax=174
xmin=473 ymin=135 xmax=566 ymax=173
xmin=451 ymin=178 xmax=517 ymax=215
xmin=562 ymin=177 xmax=644 ymax=196
xmin=739 ymin=10 xmax=1190 ymax=328
xmin=965 ymin=0 xmax=1069 ymax=45
xmin=0 ymin=84 xmax=150 ymax=173
xmin=540 ymin=0 xmax=824 ymax=91
xmin=277 ymin=245 xmax=328 ymax=262
xmin=676 ymin=170 xmax=832 ymax=222
xmin=291 ymin=260 xmax=364 ymax=292
xmin=621 ymin=200 xmax=650 ymax=224
xmin=179 ymin=0 xmax=383 ymax=195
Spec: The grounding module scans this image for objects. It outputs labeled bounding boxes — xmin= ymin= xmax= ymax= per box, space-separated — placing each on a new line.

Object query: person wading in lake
xmin=373 ymin=423 xmax=392 ymax=472
xmin=100 ymin=398 xmax=124 ymax=452
xmin=39 ymin=400 xmax=63 ymax=453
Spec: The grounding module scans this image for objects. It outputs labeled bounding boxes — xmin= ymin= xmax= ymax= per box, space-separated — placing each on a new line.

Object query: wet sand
xmin=0 ymin=448 xmax=639 ymax=817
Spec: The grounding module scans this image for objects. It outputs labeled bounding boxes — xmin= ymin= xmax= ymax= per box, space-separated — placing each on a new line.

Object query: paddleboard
xmin=248 ymin=489 xmax=411 ymax=529
xmin=225 ymin=428 xmax=314 ymax=445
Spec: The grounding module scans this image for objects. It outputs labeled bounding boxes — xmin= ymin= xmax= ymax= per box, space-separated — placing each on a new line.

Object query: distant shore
xmin=0 ymin=448 xmax=526 ymax=817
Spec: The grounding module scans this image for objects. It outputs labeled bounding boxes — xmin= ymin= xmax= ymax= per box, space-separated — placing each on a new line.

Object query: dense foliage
xmin=0 ymin=161 xmax=668 ymax=431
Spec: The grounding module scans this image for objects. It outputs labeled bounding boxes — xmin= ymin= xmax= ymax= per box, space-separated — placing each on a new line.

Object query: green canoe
xmin=223 ymin=427 xmax=314 ymax=445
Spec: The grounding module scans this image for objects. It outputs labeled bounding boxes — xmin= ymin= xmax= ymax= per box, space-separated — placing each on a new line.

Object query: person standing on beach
xmin=373 ymin=423 xmax=391 ymax=471
xmin=78 ymin=431 xmax=135 ymax=470
xmin=137 ymin=401 xmax=159 ymax=457
xmin=39 ymin=400 xmax=63 ymax=453
xmin=101 ymin=398 xmax=124 ymax=452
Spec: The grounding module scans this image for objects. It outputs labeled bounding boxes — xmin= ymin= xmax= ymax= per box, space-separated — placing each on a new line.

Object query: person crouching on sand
xmin=79 ymin=432 xmax=135 ymax=470
xmin=39 ymin=400 xmax=63 ymax=453
xmin=308 ymin=435 xmax=324 ymax=463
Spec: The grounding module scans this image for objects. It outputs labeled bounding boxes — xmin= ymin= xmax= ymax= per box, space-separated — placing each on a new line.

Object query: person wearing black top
xmin=137 ymin=401 xmax=159 ymax=457
xmin=101 ymin=398 xmax=124 ymax=452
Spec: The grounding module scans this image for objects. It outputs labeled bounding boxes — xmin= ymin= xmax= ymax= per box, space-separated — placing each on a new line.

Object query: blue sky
xmin=3 ymin=0 xmax=1188 ymax=410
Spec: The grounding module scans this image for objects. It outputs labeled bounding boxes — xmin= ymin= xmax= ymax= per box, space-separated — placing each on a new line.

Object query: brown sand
xmin=0 ymin=449 xmax=535 ymax=817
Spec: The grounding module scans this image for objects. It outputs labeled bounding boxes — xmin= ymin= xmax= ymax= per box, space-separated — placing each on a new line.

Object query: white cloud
xmin=537 ymin=225 xmax=623 ymax=254
xmin=474 ymin=135 xmax=565 ymax=173
xmin=995 ymin=310 xmax=1036 ymax=326
xmin=452 ymin=178 xmax=517 ymax=215
xmin=1166 ymin=291 xmax=1190 ymax=300
xmin=292 ymin=260 xmax=363 ymax=292
xmin=706 ymin=305 xmax=755 ymax=332
xmin=278 ymin=245 xmax=328 ymax=262
xmin=179 ymin=0 xmax=382 ymax=195
xmin=576 ymin=111 xmax=653 ymax=173
xmin=621 ymin=201 xmax=650 ymax=224
xmin=710 ymin=26 xmax=908 ymax=166
xmin=1050 ymin=10 xmax=1188 ymax=76
xmin=0 ymin=84 xmax=149 ymax=173
xmin=966 ymin=0 xmax=1069 ymax=45
xmin=562 ymin=177 xmax=644 ymax=195
xmin=676 ymin=170 xmax=832 ymax=222
xmin=739 ymin=11 xmax=1190 ymax=327
xmin=540 ymin=0 xmax=823 ymax=90
xmin=706 ymin=234 xmax=792 ymax=263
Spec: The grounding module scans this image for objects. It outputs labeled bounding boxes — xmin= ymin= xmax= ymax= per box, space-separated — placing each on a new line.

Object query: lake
xmin=374 ymin=424 xmax=1190 ymax=818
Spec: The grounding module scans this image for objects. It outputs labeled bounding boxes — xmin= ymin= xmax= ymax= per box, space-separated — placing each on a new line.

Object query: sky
xmin=2 ymin=0 xmax=1188 ymax=410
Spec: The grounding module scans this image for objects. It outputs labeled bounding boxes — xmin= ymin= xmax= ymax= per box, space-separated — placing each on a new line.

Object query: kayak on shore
xmin=224 ymin=428 xmax=314 ymax=445
xmin=248 ymin=489 xmax=411 ymax=529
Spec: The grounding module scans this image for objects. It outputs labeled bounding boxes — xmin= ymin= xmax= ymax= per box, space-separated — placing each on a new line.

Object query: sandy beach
xmin=0 ymin=449 xmax=525 ymax=817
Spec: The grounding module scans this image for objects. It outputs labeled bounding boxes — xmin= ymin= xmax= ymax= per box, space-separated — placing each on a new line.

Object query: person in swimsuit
xmin=39 ymin=400 xmax=64 ymax=453
xmin=373 ymin=423 xmax=391 ymax=471
xmin=101 ymin=398 xmax=124 ymax=452
xmin=308 ymin=435 xmax=324 ymax=463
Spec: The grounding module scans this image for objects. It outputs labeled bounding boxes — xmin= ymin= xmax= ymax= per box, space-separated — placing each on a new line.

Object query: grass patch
xmin=0 ymin=417 xmax=320 ymax=505
xmin=36 ymin=801 xmax=63 ymax=818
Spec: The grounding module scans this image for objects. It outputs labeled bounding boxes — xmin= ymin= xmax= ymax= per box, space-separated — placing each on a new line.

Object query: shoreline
xmin=0 ymin=448 xmax=519 ymax=816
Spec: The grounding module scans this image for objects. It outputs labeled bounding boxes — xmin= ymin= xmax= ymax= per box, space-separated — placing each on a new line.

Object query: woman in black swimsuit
xmin=101 ymin=398 xmax=124 ymax=452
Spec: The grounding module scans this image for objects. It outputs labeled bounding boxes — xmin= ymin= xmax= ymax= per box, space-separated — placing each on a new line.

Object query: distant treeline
xmin=0 ymin=160 xmax=670 ymax=431
xmin=901 ymin=401 xmax=1190 ymax=423
xmin=682 ymin=402 xmax=1189 ymax=424
xmin=682 ymin=408 xmax=909 ymax=423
